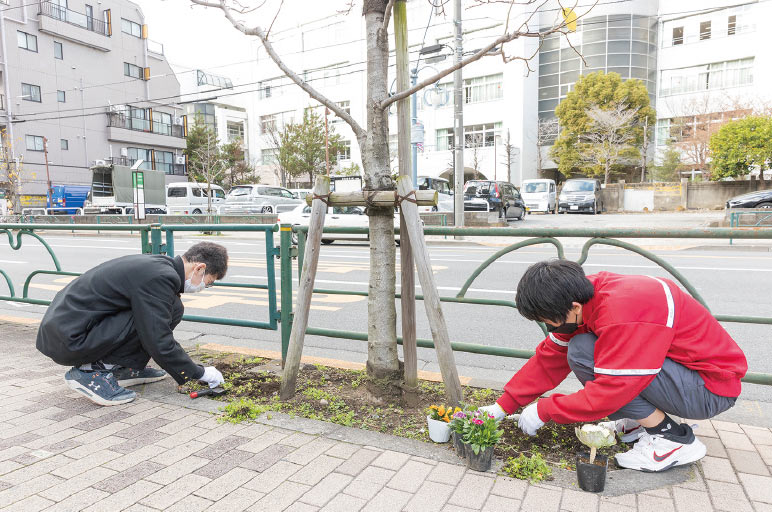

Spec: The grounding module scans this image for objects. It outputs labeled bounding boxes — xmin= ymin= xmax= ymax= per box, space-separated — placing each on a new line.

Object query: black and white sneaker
xmin=614 ymin=423 xmax=706 ymax=472
xmin=112 ymin=366 xmax=167 ymax=387
xmin=64 ymin=367 xmax=136 ymax=406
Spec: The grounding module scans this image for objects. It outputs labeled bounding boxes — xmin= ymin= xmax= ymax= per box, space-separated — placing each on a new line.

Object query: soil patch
xmin=182 ymin=349 xmax=628 ymax=472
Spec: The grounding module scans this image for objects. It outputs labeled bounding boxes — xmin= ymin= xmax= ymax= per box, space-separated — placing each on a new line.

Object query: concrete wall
xmin=601 ymin=179 xmax=772 ymax=211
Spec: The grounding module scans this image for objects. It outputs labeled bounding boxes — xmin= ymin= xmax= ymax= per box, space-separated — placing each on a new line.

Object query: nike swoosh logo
xmin=653 ymin=446 xmax=681 ymax=462
xmin=622 ymin=426 xmax=640 ymax=434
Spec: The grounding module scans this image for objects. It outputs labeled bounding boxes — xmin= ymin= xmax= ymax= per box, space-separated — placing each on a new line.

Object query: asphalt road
xmin=2 ymin=211 xmax=771 ymax=422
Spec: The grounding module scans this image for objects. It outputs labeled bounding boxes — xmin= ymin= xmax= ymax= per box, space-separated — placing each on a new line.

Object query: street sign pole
xmin=132 ymin=170 xmax=146 ymax=220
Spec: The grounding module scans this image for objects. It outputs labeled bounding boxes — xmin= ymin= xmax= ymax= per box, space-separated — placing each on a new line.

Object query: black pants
xmin=567 ymin=333 xmax=737 ymax=421
xmin=86 ymin=299 xmax=184 ymax=369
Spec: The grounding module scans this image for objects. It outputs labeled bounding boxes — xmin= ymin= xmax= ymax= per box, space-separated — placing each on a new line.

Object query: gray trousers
xmin=567 ymin=333 xmax=737 ymax=421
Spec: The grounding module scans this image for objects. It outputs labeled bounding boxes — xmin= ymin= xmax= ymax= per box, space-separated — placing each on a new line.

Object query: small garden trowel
xmin=189 ymin=387 xmax=226 ymax=399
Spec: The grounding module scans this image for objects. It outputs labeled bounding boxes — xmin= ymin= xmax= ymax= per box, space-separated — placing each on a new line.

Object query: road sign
xmin=132 ymin=170 xmax=146 ymax=220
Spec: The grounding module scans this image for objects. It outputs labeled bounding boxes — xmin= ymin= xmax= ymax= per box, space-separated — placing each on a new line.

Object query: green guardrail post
xmin=150 ymin=224 xmax=163 ymax=254
xmin=265 ymin=227 xmax=279 ymax=331
xmin=165 ymin=229 xmax=175 ymax=257
xmin=96 ymin=215 xmax=100 ymax=235
xmin=279 ymin=224 xmax=293 ymax=366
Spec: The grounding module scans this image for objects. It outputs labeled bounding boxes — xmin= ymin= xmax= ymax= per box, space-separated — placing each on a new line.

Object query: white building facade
xmin=248 ymin=0 xmax=768 ymax=188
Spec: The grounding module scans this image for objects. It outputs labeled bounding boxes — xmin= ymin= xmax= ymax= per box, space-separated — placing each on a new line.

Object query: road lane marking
xmin=0 ymin=314 xmax=39 ymax=324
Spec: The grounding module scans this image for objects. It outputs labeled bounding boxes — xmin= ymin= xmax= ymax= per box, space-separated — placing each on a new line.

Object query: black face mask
xmin=546 ymin=322 xmax=579 ymax=335
xmin=546 ymin=312 xmax=580 ymax=335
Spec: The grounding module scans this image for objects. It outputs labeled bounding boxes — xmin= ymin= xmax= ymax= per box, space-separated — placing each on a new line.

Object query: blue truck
xmin=47 ymin=185 xmax=91 ymax=214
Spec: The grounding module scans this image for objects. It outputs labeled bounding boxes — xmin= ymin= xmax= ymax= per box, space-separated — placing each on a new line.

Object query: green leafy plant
xmin=449 ymin=408 xmax=473 ymax=435
xmin=575 ymin=423 xmax=616 ymax=464
xmin=503 ymin=453 xmax=553 ymax=483
xmin=220 ymin=398 xmax=269 ymax=424
xmin=462 ymin=409 xmax=504 ymax=455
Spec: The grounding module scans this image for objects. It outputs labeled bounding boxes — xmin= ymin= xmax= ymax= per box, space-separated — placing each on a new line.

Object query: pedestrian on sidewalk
xmin=480 ymin=260 xmax=748 ymax=472
xmin=36 ymin=242 xmax=229 ymax=406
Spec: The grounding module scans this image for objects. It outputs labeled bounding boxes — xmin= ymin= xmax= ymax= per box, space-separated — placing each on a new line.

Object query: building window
xmin=196 ymin=70 xmax=233 ymax=89
xmin=700 ymin=21 xmax=711 ymax=40
xmin=121 ymin=18 xmax=142 ymax=38
xmin=728 ymin=15 xmax=737 ymax=36
xmin=337 ymin=141 xmax=351 ymax=161
xmin=259 ymin=82 xmax=272 ymax=99
xmin=260 ymin=114 xmax=277 ymax=133
xmin=17 ymin=31 xmax=37 ymax=52
xmin=332 ymin=100 xmax=350 ymax=123
xmin=465 ymin=123 xmax=501 ymax=148
xmin=436 ymin=128 xmax=453 ymax=151
xmin=464 ymin=74 xmax=503 ymax=104
xmin=153 ymin=111 xmax=172 ymax=136
xmin=261 ymin=148 xmax=279 ymax=166
xmin=124 ymin=62 xmax=143 ymax=80
xmin=54 ymin=41 xmax=63 ymax=59
xmin=85 ymin=4 xmax=94 ymax=31
xmin=25 ymin=135 xmax=44 ymax=151
xmin=660 ymin=57 xmax=754 ymax=96
xmin=22 ymin=83 xmax=41 ymax=102
xmin=155 ymin=151 xmax=174 ymax=173
xmin=672 ymin=26 xmax=683 ymax=45
xmin=61 ymin=139 xmax=68 ymax=150
xmin=128 ymin=107 xmax=150 ymax=131
xmin=127 ymin=147 xmax=152 ymax=170
xmin=57 ymin=90 xmax=66 ymax=103
xmin=191 ymin=103 xmax=216 ymax=133
xmin=227 ymin=121 xmax=245 ymax=141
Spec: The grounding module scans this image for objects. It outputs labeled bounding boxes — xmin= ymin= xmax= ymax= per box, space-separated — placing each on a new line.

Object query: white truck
xmin=84 ymin=162 xmax=167 ymax=214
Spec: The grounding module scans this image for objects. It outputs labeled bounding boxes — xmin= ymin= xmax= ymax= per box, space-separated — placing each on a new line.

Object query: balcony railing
xmin=106 ymin=156 xmax=187 ymax=176
xmin=107 ymin=112 xmax=185 ymax=138
xmin=147 ymin=40 xmax=164 ymax=55
xmin=39 ymin=1 xmax=108 ymax=36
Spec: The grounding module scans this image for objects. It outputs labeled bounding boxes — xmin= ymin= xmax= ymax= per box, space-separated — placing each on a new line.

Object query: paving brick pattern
xmin=2 ymin=324 xmax=772 ymax=511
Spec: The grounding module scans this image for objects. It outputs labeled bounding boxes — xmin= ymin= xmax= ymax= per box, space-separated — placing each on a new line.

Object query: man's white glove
xmin=199 ymin=366 xmax=224 ymax=389
xmin=478 ymin=403 xmax=507 ymax=421
xmin=518 ymin=402 xmax=545 ymax=436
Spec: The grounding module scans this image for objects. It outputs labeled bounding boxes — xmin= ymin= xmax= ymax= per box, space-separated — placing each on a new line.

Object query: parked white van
xmin=166 ymin=182 xmax=226 ymax=215
xmin=521 ymin=179 xmax=557 ymax=214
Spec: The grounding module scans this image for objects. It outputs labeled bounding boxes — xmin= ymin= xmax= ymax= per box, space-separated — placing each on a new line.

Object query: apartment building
xmin=0 ymin=0 xmax=186 ymax=208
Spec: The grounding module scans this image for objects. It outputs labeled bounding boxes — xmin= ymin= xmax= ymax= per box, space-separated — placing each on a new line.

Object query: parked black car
xmin=726 ymin=190 xmax=772 ymax=209
xmin=558 ymin=178 xmax=604 ymax=214
xmin=463 ymin=180 xmax=525 ymax=220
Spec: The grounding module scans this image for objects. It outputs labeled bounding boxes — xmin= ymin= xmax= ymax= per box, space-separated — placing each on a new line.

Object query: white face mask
xmin=184 ymin=269 xmax=207 ymax=294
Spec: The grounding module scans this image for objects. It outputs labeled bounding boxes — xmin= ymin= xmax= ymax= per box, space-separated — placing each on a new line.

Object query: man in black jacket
xmin=37 ymin=242 xmax=229 ymax=406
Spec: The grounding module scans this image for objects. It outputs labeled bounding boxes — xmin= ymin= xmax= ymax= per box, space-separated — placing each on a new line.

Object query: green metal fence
xmin=1 ymin=221 xmax=771 ymax=386
xmin=285 ymin=224 xmax=772 ymax=386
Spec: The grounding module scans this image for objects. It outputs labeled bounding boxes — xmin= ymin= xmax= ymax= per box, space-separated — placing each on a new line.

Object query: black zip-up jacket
xmin=36 ymin=254 xmax=204 ymax=384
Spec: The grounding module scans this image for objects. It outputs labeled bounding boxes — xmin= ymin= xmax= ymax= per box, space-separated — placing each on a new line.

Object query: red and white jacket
xmin=496 ymin=272 xmax=748 ymax=424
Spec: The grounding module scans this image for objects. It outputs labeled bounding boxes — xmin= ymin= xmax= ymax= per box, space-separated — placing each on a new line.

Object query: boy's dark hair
xmin=183 ymin=242 xmax=228 ymax=280
xmin=516 ymin=260 xmax=594 ymax=323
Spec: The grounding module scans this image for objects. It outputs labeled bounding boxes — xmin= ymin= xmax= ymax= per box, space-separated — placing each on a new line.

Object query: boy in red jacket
xmin=480 ymin=260 xmax=747 ymax=472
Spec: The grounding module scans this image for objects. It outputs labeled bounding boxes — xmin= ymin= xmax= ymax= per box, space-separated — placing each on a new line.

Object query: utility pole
xmin=43 ymin=137 xmax=53 ymax=208
xmin=453 ymin=0 xmax=464 ymax=230
xmin=410 ymin=69 xmax=418 ymax=186
xmin=394 ymin=0 xmax=417 ymax=388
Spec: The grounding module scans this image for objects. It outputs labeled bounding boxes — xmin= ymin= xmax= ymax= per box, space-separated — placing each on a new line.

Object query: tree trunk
xmin=362 ymin=0 xmax=400 ymax=382
xmin=604 ymin=161 xmax=610 ymax=185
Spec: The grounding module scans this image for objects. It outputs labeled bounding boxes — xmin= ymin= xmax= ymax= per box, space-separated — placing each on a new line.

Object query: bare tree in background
xmin=536 ymin=117 xmax=559 ymax=179
xmin=188 ymin=130 xmax=226 ymax=214
xmin=189 ymin=0 xmax=588 ymax=386
xmin=579 ymin=104 xmax=638 ymax=185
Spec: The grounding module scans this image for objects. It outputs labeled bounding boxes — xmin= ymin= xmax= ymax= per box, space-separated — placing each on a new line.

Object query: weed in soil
xmin=502 ymin=452 xmax=552 ymax=483
xmin=185 ymin=349 xmax=629 ymax=472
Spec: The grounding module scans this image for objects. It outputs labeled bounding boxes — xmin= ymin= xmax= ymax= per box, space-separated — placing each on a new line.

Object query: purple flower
xmin=453 ymin=412 xmax=467 ymax=419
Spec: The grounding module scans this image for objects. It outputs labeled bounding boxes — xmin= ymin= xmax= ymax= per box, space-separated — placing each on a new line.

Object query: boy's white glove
xmin=199 ymin=366 xmax=224 ymax=388
xmin=518 ymin=402 xmax=545 ymax=436
xmin=478 ymin=403 xmax=507 ymax=421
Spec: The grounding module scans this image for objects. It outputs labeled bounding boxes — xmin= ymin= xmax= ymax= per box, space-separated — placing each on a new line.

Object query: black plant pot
xmin=576 ymin=451 xmax=608 ymax=493
xmin=452 ymin=432 xmax=466 ymax=458
xmin=466 ymin=445 xmax=494 ymax=472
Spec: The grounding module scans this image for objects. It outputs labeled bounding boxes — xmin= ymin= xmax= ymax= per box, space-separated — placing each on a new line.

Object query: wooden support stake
xmin=396 ymin=175 xmax=463 ymax=406
xmin=394 ymin=0 xmax=417 ymax=388
xmin=280 ymin=175 xmax=330 ymax=399
xmin=305 ymin=189 xmax=437 ymax=207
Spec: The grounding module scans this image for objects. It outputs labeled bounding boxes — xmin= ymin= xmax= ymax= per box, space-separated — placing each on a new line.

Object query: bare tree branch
xmin=337 ymin=0 xmax=356 ymax=15
xmin=190 ymin=0 xmax=367 ymax=139
xmin=266 ymin=0 xmax=284 ymax=39
xmin=382 ymin=0 xmax=395 ymax=32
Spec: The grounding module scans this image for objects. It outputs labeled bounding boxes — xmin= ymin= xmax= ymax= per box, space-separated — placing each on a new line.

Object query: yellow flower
xmin=443 ymin=415 xmax=451 ymax=423
xmin=429 ymin=405 xmax=438 ymax=411
xmin=454 ymin=407 xmax=461 ymax=414
xmin=438 ymin=405 xmax=446 ymax=417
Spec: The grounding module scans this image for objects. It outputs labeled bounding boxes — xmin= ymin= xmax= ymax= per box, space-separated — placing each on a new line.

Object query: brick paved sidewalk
xmin=2 ymin=322 xmax=772 ymax=511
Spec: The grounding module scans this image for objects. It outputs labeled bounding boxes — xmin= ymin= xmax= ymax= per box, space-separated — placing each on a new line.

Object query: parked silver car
xmin=221 ymin=184 xmax=304 ymax=214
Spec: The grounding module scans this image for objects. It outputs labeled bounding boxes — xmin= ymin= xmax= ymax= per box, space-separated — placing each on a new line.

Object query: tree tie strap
xmin=364 ymin=190 xmax=379 ymax=209
xmin=312 ymin=193 xmax=331 ymax=206
xmin=395 ymin=190 xmax=417 ymax=208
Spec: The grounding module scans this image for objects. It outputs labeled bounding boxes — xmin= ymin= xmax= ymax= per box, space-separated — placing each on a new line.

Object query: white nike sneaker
xmin=598 ymin=419 xmax=646 ymax=442
xmin=614 ymin=429 xmax=706 ymax=472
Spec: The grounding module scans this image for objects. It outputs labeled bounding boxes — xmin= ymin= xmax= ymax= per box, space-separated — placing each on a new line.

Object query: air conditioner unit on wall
xmin=175 ymin=156 xmax=185 ymax=165
xmin=173 ymin=116 xmax=184 ymax=126
xmin=94 ymin=159 xmax=107 ymax=166
xmin=120 ymin=148 xmax=128 ymax=157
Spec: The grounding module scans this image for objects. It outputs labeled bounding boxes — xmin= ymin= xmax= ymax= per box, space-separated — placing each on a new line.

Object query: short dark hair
xmin=516 ymin=260 xmax=594 ymax=323
xmin=183 ymin=242 xmax=228 ymax=280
